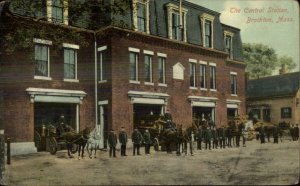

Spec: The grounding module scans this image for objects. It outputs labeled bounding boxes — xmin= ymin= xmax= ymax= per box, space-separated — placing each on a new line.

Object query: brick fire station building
xmin=0 ymin=0 xmax=246 ymax=154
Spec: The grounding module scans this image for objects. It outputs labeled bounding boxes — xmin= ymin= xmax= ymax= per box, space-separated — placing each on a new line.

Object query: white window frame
xmin=230 ymin=72 xmax=238 ymax=96
xmin=209 ymin=63 xmax=217 ymax=91
xmin=132 ymin=0 xmax=150 ymax=34
xmin=144 ymin=50 xmax=154 ymax=85
xmin=63 ymin=43 xmax=79 ymax=82
xmin=98 ymin=46 xmax=108 ymax=83
xmin=200 ymin=13 xmax=214 ymax=48
xmin=166 ymin=3 xmax=188 ymax=42
xmin=189 ymin=59 xmax=197 ymax=88
xmin=224 ymin=31 xmax=234 ymax=59
xmin=199 ymin=61 xmax=207 ymax=90
xmin=129 ymin=47 xmax=140 ymax=84
xmin=46 ymin=0 xmax=68 ymax=25
xmin=157 ymin=53 xmax=167 ymax=86
xmin=33 ymin=38 xmax=52 ymax=81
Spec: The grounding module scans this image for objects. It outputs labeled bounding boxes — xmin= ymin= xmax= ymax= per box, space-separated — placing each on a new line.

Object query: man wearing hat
xmin=131 ymin=128 xmax=143 ymax=155
xmin=143 ymin=129 xmax=151 ymax=154
xmin=295 ymin=124 xmax=299 ymax=140
xmin=119 ymin=127 xmax=128 ymax=156
xmin=108 ymin=129 xmax=118 ymax=157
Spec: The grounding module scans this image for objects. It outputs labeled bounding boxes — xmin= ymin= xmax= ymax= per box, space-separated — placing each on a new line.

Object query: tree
xmin=243 ymin=43 xmax=278 ymax=79
xmin=278 ymin=55 xmax=296 ymax=71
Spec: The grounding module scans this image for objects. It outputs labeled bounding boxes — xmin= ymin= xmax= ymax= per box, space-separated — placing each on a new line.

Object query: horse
xmin=86 ymin=127 xmax=101 ymax=159
xmin=63 ymin=127 xmax=91 ymax=159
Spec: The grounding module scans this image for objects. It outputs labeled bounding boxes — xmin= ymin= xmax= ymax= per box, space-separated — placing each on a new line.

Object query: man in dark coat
xmin=295 ymin=124 xmax=299 ymax=140
xmin=131 ymin=128 xmax=143 ymax=155
xmin=273 ymin=125 xmax=279 ymax=144
xmin=259 ymin=124 xmax=265 ymax=144
xmin=211 ymin=126 xmax=218 ymax=149
xmin=236 ymin=123 xmax=242 ymax=147
xmin=218 ymin=126 xmax=226 ymax=149
xmin=204 ymin=127 xmax=212 ymax=150
xmin=196 ymin=127 xmax=203 ymax=150
xmin=226 ymin=127 xmax=232 ymax=147
xmin=108 ymin=129 xmax=117 ymax=157
xmin=290 ymin=124 xmax=295 ymax=141
xmin=143 ymin=129 xmax=151 ymax=154
xmin=182 ymin=128 xmax=193 ymax=156
xmin=118 ymin=127 xmax=128 ymax=156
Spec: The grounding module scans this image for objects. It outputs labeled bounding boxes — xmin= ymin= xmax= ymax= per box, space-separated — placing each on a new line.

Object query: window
xmin=64 ymin=48 xmax=77 ymax=79
xmin=144 ymin=55 xmax=152 ymax=83
xmin=209 ymin=65 xmax=216 ymax=90
xmin=166 ymin=3 xmax=187 ymax=42
xmin=227 ymin=108 xmax=238 ymax=119
xmin=35 ymin=44 xmax=49 ymax=77
xmin=133 ymin=0 xmax=149 ymax=33
xmin=172 ymin=12 xmax=184 ymax=41
xmin=189 ymin=62 xmax=196 ymax=87
xmin=158 ymin=57 xmax=166 ymax=84
xmin=98 ymin=51 xmax=108 ymax=82
xmin=52 ymin=0 xmax=63 ymax=23
xmin=281 ymin=107 xmax=292 ymax=118
xmin=200 ymin=64 xmax=206 ymax=89
xmin=251 ymin=109 xmax=261 ymax=120
xmin=263 ymin=109 xmax=271 ymax=122
xmin=225 ymin=35 xmax=233 ymax=58
xmin=129 ymin=52 xmax=139 ymax=81
xmin=230 ymin=73 xmax=237 ymax=95
xmin=200 ymin=13 xmax=214 ymax=48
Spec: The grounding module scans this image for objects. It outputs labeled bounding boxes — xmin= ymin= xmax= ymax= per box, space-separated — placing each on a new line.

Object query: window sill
xmin=200 ymin=88 xmax=208 ymax=91
xmin=231 ymin=94 xmax=238 ymax=97
xmin=145 ymin=82 xmax=154 ymax=86
xmin=98 ymin=80 xmax=107 ymax=84
xmin=210 ymin=89 xmax=217 ymax=92
xmin=158 ymin=83 xmax=167 ymax=87
xmin=189 ymin=87 xmax=197 ymax=90
xmin=63 ymin=79 xmax=79 ymax=83
xmin=34 ymin=76 xmax=52 ymax=81
xmin=129 ymin=80 xmax=140 ymax=84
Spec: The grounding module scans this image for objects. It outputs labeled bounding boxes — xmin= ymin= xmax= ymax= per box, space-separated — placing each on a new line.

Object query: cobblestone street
xmin=5 ymin=140 xmax=300 ymax=185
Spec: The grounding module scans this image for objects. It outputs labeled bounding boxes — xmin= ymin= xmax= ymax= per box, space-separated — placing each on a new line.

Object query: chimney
xmin=279 ymin=64 xmax=288 ymax=75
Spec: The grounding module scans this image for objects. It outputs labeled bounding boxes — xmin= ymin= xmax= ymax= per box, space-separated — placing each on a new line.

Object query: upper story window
xmin=209 ymin=63 xmax=216 ymax=90
xmin=200 ymin=13 xmax=214 ymax=48
xmin=199 ymin=61 xmax=207 ymax=89
xmin=47 ymin=0 xmax=68 ymax=25
xmin=224 ymin=31 xmax=234 ymax=59
xmin=166 ymin=3 xmax=188 ymax=42
xmin=230 ymin=72 xmax=237 ymax=95
xmin=33 ymin=38 xmax=52 ymax=80
xmin=144 ymin=54 xmax=153 ymax=83
xmin=133 ymin=0 xmax=149 ymax=34
xmin=189 ymin=59 xmax=197 ymax=88
xmin=98 ymin=46 xmax=108 ymax=83
xmin=281 ymin=107 xmax=292 ymax=119
xmin=63 ymin=43 xmax=79 ymax=81
xmin=158 ymin=54 xmax=166 ymax=85
xmin=129 ymin=47 xmax=140 ymax=82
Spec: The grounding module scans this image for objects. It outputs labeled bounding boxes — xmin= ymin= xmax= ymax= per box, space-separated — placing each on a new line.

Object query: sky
xmin=187 ymin=0 xmax=299 ymax=73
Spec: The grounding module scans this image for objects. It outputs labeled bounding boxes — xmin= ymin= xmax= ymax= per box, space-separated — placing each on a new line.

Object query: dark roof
xmin=247 ymin=72 xmax=300 ymax=99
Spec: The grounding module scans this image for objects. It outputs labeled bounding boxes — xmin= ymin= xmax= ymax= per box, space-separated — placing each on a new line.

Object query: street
xmin=5 ymin=140 xmax=300 ymax=185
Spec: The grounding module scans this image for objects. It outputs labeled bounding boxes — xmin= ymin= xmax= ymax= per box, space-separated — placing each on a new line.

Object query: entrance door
xmin=192 ymin=107 xmax=215 ymax=125
xmin=133 ymin=104 xmax=163 ymax=128
xmin=99 ymin=105 xmax=108 ymax=149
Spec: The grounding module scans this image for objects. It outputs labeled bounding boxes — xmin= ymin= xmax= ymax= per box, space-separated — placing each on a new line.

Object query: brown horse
xmin=63 ymin=127 xmax=91 ymax=159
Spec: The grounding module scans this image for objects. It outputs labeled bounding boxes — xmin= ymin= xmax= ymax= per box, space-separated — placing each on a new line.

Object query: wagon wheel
xmin=153 ymin=138 xmax=159 ymax=151
xmin=48 ymin=137 xmax=57 ymax=155
xmin=34 ymin=131 xmax=42 ymax=151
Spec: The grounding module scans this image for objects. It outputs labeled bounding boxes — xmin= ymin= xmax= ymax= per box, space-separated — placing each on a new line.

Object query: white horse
xmin=86 ymin=127 xmax=101 ymax=159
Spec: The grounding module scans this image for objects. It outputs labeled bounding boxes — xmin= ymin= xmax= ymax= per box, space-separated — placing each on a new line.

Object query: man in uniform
xmin=290 ymin=124 xmax=295 ymax=141
xmin=273 ymin=124 xmax=279 ymax=144
xmin=212 ymin=126 xmax=218 ymax=149
xmin=143 ymin=129 xmax=151 ymax=154
xmin=118 ymin=127 xmax=128 ymax=156
xmin=182 ymin=128 xmax=193 ymax=156
xmin=131 ymin=128 xmax=143 ymax=155
xmin=236 ymin=124 xmax=242 ymax=147
xmin=226 ymin=126 xmax=232 ymax=148
xmin=259 ymin=124 xmax=265 ymax=144
xmin=204 ymin=127 xmax=212 ymax=150
xmin=218 ymin=126 xmax=226 ymax=149
xmin=108 ymin=129 xmax=117 ymax=157
xmin=196 ymin=127 xmax=203 ymax=150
